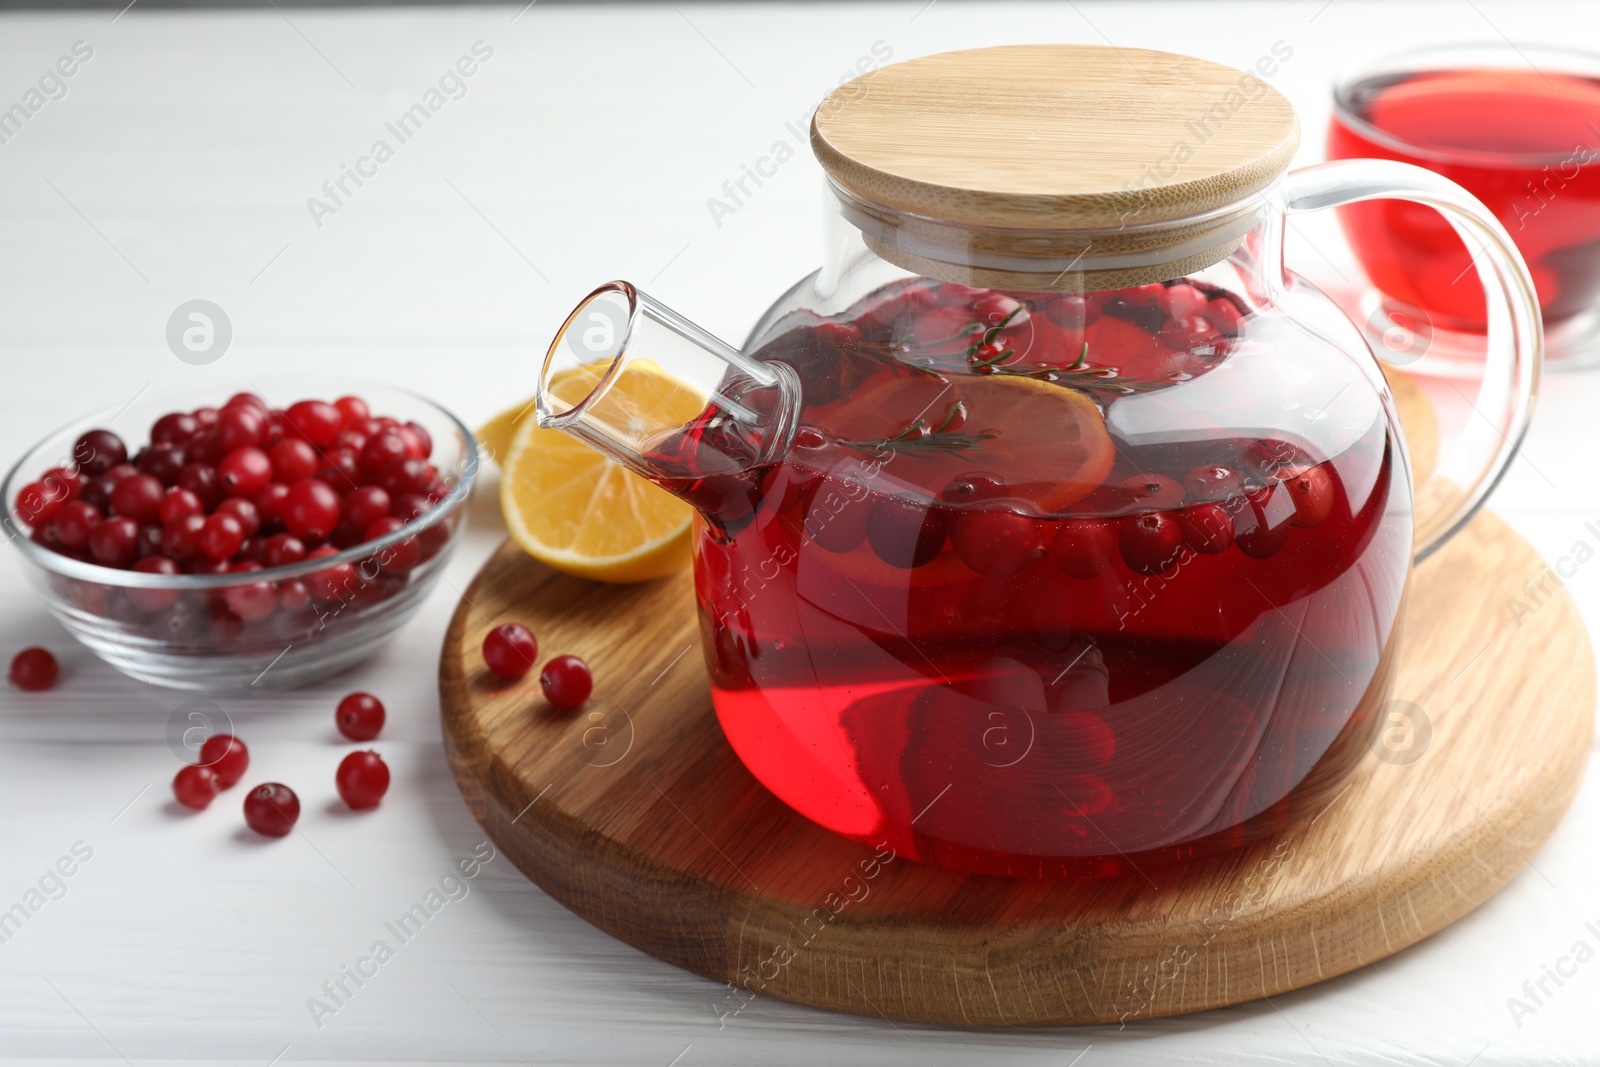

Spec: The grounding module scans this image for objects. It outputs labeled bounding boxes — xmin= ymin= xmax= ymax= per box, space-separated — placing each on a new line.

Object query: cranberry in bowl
xmin=2 ymin=380 xmax=477 ymax=690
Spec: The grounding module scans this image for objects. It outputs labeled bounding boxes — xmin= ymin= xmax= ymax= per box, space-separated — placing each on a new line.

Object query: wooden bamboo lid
xmin=811 ymin=44 xmax=1301 ymax=290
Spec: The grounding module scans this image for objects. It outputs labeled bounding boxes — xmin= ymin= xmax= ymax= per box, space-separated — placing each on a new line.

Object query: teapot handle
xmin=1281 ymin=160 xmax=1541 ymax=563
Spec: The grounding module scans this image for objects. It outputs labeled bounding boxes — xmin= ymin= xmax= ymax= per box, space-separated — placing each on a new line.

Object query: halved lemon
xmin=475 ymin=401 xmax=532 ymax=467
xmin=826 ymin=371 xmax=1115 ymax=513
xmin=499 ymin=365 xmax=698 ymax=583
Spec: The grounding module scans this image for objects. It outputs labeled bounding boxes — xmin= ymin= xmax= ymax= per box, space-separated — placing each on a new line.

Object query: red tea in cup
xmin=1329 ymin=47 xmax=1600 ymax=332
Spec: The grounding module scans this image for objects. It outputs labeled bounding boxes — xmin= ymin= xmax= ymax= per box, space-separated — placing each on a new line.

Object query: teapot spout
xmin=535 ymin=281 xmax=801 ymax=510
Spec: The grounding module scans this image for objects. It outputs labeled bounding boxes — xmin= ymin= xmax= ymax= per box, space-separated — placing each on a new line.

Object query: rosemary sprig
xmin=963 ymin=303 xmax=1027 ymax=368
xmin=896 ymin=360 xmax=949 ymax=382
xmin=838 ymin=401 xmax=995 ymax=460
xmin=969 ymin=345 xmax=1017 ymax=369
xmin=989 ymin=342 xmax=1179 ymax=395
xmin=840 ymin=298 xmax=1185 ymax=405
xmin=884 ymin=303 xmax=1024 ymax=369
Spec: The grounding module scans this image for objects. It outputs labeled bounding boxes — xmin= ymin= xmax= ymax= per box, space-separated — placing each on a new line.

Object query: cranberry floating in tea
xmin=1329 ymin=43 xmax=1600 ymax=366
xmin=536 ymin=46 xmax=1540 ymax=877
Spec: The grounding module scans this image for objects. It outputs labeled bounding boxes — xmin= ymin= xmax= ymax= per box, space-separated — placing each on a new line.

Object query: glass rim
xmin=823 ymin=176 xmax=1283 ymax=284
xmin=1331 ymin=40 xmax=1600 ymax=166
xmin=824 ymin=176 xmax=1282 ymax=239
xmin=536 ymin=279 xmax=780 ymax=432
xmin=536 ymin=280 xmax=643 ymax=432
xmin=0 ymin=377 xmax=479 ymax=590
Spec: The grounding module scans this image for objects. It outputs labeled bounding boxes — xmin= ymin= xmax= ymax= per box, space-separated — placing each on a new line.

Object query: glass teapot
xmin=536 ymin=45 xmax=1540 ymax=878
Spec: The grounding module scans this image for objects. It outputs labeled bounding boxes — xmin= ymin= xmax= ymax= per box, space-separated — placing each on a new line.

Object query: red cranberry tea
xmin=645 ymin=278 xmax=1410 ymax=877
xmin=1329 ymin=66 xmax=1600 ymax=330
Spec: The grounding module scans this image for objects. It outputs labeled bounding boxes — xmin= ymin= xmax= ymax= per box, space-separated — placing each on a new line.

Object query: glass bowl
xmin=1 ymin=379 xmax=478 ymax=691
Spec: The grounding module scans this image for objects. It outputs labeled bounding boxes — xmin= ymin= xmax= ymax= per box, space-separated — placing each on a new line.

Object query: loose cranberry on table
xmin=9 ymin=647 xmax=59 ymax=691
xmin=540 ymin=654 xmax=593 ymax=710
xmin=336 ymin=692 xmax=385 ymax=741
xmin=483 ymin=623 xmax=538 ymax=679
xmin=243 ymin=783 xmax=300 ymax=837
xmin=198 ymin=733 xmax=250 ymax=787
xmin=172 ymin=764 xmax=221 ymax=810
xmin=335 ymin=750 xmax=390 ymax=810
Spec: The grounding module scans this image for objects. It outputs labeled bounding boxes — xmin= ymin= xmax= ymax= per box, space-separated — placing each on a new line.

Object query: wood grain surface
xmin=439 ymin=378 xmax=1590 ymax=1026
xmin=1387 ymin=366 xmax=1438 ymax=483
xmin=811 ymin=44 xmax=1300 ymax=289
xmin=812 ymin=45 xmax=1300 ymax=229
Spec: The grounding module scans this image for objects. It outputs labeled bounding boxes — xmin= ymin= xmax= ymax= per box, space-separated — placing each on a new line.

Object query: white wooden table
xmin=1 ymin=2 xmax=1596 ymax=1063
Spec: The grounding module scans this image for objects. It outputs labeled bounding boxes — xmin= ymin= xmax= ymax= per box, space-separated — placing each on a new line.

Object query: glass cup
xmin=1328 ymin=42 xmax=1600 ymax=372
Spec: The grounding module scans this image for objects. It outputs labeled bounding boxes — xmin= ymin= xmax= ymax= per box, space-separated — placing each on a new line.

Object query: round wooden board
xmin=439 ymin=376 xmax=1590 ymax=1026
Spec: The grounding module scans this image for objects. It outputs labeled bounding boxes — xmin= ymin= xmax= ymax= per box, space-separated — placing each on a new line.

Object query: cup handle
xmin=1281 ymin=159 xmax=1542 ymax=562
